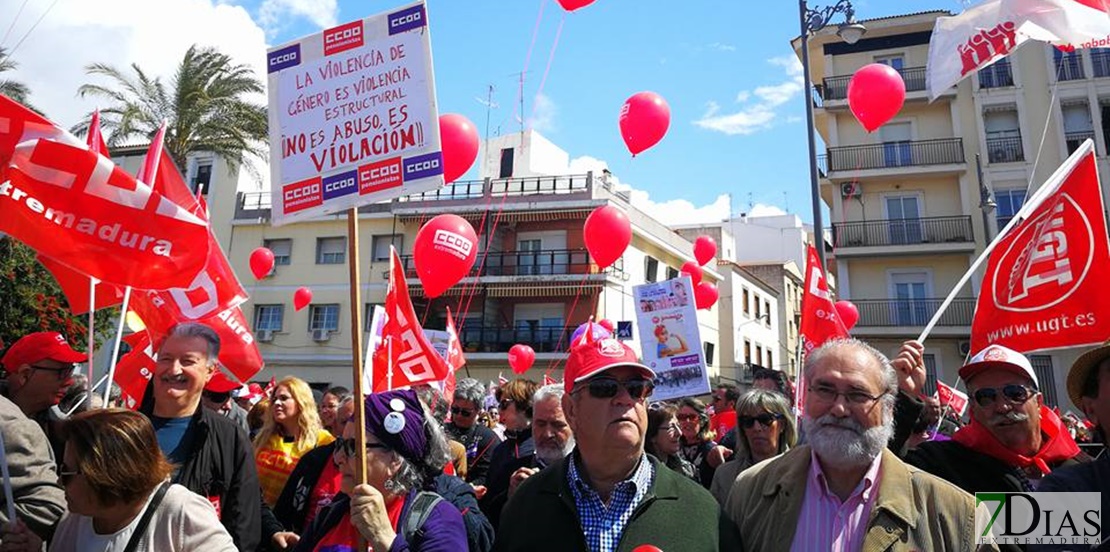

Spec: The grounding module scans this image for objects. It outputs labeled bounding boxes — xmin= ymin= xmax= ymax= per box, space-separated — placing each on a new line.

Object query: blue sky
xmin=2 ymin=0 xmax=972 ymax=224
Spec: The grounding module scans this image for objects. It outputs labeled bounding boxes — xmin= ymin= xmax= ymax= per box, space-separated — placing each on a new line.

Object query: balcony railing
xmin=832 ymin=216 xmax=974 ymax=248
xmin=826 ymin=138 xmax=964 ymax=172
xmin=853 ymin=297 xmax=976 ymax=327
xmin=823 ymin=66 xmax=926 ymax=100
xmin=398 ymin=174 xmax=591 ymax=203
xmin=397 ymin=249 xmax=621 ymax=278
xmin=1066 ymin=130 xmax=1096 ymax=154
xmin=458 ymin=325 xmax=575 ymax=353
xmin=1055 ymin=52 xmax=1085 ymax=81
xmin=1093 ymin=48 xmax=1110 ymax=78
xmin=986 ymin=135 xmax=1025 ymax=163
xmin=978 ymin=59 xmax=1014 ymax=89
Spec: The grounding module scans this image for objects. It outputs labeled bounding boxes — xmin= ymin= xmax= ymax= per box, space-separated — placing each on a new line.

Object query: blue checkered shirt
xmin=567 ymin=452 xmax=655 ymax=552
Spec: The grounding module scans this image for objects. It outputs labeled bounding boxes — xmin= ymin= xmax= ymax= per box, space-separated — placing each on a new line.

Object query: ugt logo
xmin=976 ymin=492 xmax=1101 ymax=547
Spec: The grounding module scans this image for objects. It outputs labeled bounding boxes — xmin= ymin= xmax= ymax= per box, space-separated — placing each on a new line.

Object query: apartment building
xmin=800 ymin=10 xmax=1106 ymax=409
xmin=208 ymin=130 xmax=720 ymax=387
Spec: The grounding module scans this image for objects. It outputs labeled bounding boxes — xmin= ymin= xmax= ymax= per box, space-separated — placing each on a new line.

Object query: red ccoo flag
xmin=799 ymin=244 xmax=850 ymax=353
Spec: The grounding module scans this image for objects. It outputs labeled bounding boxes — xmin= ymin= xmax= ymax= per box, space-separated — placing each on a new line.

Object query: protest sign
xmin=633 ymin=276 xmax=710 ymax=401
xmin=266 ymin=0 xmax=442 ymax=226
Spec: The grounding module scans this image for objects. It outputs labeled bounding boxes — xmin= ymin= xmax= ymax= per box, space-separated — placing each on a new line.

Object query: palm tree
xmin=73 ymin=44 xmax=268 ymax=177
xmin=0 ymin=47 xmax=32 ymax=106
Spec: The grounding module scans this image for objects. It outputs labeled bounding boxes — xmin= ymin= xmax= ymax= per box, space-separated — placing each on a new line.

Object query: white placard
xmin=266 ymin=0 xmax=442 ymax=226
xmin=633 ymin=276 xmax=711 ymax=401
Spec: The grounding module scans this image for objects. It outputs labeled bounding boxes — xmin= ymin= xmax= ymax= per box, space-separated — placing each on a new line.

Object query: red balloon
xmin=556 ymin=0 xmax=596 ymax=11
xmin=414 ymin=214 xmax=479 ymax=298
xmin=847 ymin=63 xmax=906 ymax=133
xmin=249 ymin=247 xmax=275 ymax=280
xmin=619 ymin=91 xmax=670 ymax=156
xmin=694 ymin=282 xmax=719 ymax=310
xmin=584 ymin=206 xmax=631 ymax=270
xmin=598 ymin=319 xmax=616 ymax=332
xmin=632 ymin=547 xmax=663 ymax=552
xmin=439 ymin=114 xmax=479 ymax=184
xmin=508 ymin=344 xmax=536 ymax=374
xmin=693 ymin=236 xmax=717 ymax=266
xmin=293 ymin=287 xmax=313 ymax=312
xmin=835 ymin=300 xmax=860 ymax=331
xmin=680 ymin=261 xmax=702 ymax=285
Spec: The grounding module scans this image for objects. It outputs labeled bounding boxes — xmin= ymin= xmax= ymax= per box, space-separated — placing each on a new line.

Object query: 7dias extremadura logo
xmin=976 ymin=492 xmax=1101 ymax=547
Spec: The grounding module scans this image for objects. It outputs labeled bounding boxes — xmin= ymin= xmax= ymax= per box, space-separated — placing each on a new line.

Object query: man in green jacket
xmin=494 ymin=335 xmax=738 ymax=551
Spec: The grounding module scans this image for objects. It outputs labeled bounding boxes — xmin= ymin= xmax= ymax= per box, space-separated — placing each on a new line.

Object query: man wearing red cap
xmin=495 ymin=336 xmax=738 ymax=551
xmin=1 ymin=331 xmax=87 ymax=459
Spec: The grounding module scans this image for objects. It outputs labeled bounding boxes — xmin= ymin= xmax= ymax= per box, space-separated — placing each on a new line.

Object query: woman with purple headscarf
xmin=293 ymin=390 xmax=466 ymax=551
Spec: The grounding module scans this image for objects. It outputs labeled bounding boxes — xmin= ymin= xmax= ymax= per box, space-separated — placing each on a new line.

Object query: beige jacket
xmin=725 ymin=446 xmax=998 ymax=552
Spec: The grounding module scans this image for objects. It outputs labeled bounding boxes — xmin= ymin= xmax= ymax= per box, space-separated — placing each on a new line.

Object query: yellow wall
xmin=838 ymin=175 xmax=964 ymax=222
xmin=846 ymin=254 xmax=971 ymax=299
xmin=834 ymin=101 xmax=956 ymax=146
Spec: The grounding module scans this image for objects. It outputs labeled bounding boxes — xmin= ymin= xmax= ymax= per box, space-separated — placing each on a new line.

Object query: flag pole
xmin=347 ymin=208 xmax=367 ymax=491
xmin=103 ymin=286 xmax=132 ymax=408
xmin=87 ymin=277 xmax=97 ymax=394
xmin=916 ymin=140 xmax=1096 ymax=343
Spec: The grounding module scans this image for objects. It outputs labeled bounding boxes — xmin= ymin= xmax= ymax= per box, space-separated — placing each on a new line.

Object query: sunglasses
xmin=450 ymin=406 xmax=474 ymax=417
xmin=676 ymin=413 xmax=700 ymax=422
xmin=202 ymin=390 xmax=232 ymax=403
xmin=574 ymin=377 xmax=654 ymax=400
xmin=972 ymin=384 xmax=1037 ymax=407
xmin=58 ymin=464 xmax=80 ymax=485
xmin=333 ymin=437 xmax=390 ymax=459
xmin=30 ymin=364 xmax=76 ymax=381
xmin=738 ymin=413 xmax=783 ymax=428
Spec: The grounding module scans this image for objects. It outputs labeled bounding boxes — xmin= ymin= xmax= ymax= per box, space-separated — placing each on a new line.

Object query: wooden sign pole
xmin=347 ymin=208 xmax=367 ymax=488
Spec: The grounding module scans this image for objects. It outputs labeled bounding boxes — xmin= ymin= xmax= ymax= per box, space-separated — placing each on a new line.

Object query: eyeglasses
xmin=573 ymin=377 xmax=654 ymax=400
xmin=450 ymin=406 xmax=474 ymax=417
xmin=333 ymin=437 xmax=390 ymax=459
xmin=738 ymin=413 xmax=784 ymax=428
xmin=808 ymin=385 xmax=886 ymax=406
xmin=972 ymin=384 xmax=1038 ymax=407
xmin=30 ymin=364 xmax=76 ymax=381
xmin=58 ymin=465 xmax=80 ymax=485
xmin=676 ymin=413 xmax=700 ymax=422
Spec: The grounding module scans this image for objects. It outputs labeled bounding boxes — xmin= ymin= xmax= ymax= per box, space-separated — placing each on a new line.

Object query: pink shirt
xmin=790 ymin=450 xmax=883 ymax=552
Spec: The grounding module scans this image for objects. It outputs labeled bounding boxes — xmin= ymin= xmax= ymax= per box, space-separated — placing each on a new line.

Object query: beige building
xmin=205 ymin=130 xmax=721 ymax=388
xmin=799 ymin=10 xmax=1109 ymax=411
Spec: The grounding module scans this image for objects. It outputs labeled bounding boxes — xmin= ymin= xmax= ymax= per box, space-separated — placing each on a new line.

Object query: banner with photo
xmin=633 ymin=276 xmax=711 ymax=401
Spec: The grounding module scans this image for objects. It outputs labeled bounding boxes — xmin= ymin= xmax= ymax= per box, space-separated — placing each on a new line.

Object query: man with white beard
xmin=505 ymin=384 xmax=575 ymax=498
xmin=725 ymin=339 xmax=994 ymax=551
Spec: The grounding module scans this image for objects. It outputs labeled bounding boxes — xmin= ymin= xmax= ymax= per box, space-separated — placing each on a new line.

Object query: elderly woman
xmin=293 ymin=390 xmax=466 ymax=551
xmin=709 ymin=389 xmax=798 ymax=505
xmin=254 ymin=377 xmax=336 ymax=505
xmin=676 ymin=397 xmax=728 ymax=488
xmin=444 ymin=378 xmax=502 ymax=487
xmin=646 ymin=403 xmax=697 ymax=480
xmin=47 ymin=409 xmax=235 ymax=551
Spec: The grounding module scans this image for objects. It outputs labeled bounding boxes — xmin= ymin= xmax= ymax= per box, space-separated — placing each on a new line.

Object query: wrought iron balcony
xmin=823 ymin=66 xmax=926 ymax=101
xmin=458 ymin=325 xmax=575 ymax=353
xmin=986 ymin=135 xmax=1024 ymax=163
xmin=1066 ymin=130 xmax=1096 ymax=154
xmin=1093 ymin=48 xmax=1110 ymax=79
xmin=978 ymin=59 xmax=1014 ymax=89
xmin=397 ymin=249 xmax=620 ymax=278
xmin=1055 ymin=51 xmax=1085 ymax=81
xmin=826 ymin=138 xmax=964 ymax=172
xmin=853 ymin=297 xmax=976 ymax=327
xmin=832 ymin=216 xmax=974 ymax=248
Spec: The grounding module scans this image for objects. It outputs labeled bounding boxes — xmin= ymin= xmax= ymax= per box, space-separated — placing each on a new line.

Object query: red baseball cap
xmin=204 ymin=370 xmax=242 ymax=394
xmin=1 ymin=332 xmax=88 ymax=371
xmin=564 ymin=337 xmax=655 ymax=394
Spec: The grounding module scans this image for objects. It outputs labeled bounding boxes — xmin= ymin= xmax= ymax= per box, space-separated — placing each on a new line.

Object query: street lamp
xmin=800 ymin=0 xmax=866 ymax=272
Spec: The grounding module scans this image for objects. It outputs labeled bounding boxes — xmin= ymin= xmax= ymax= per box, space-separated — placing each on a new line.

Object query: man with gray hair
xmin=447 ymin=377 xmax=502 ymax=487
xmin=505 ymin=384 xmax=575 ymax=498
xmin=139 ymin=322 xmax=261 ymax=550
xmin=725 ymin=338 xmax=991 ymax=551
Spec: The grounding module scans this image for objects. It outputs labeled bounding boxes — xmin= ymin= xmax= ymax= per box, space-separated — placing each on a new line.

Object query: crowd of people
xmin=0 ymin=320 xmax=1107 ymax=551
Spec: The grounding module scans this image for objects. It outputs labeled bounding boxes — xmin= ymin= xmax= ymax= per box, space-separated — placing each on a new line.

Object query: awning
xmin=486 ymin=283 xmax=603 ymax=298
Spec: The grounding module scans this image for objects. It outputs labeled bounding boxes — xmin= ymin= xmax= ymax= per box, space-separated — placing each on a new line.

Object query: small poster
xmin=633 ymin=276 xmax=711 ymax=401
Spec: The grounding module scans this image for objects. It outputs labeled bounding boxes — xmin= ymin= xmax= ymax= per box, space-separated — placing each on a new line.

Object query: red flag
xmin=498 ymin=372 xmax=508 ymax=386
xmin=263 ymin=377 xmax=277 ymax=397
xmin=936 ymin=381 xmax=969 ymax=417
xmin=144 ymin=123 xmax=204 ymax=220
xmin=971 ymin=145 xmax=1110 ymax=353
xmin=372 ymin=249 xmax=451 ymax=391
xmin=799 ymin=244 xmax=850 ymax=354
xmin=114 ymin=349 xmax=156 ymax=410
xmin=0 ymin=97 xmax=211 ymax=289
xmin=37 ymin=254 xmax=125 ymax=315
xmin=543 ymin=373 xmax=557 ymax=387
xmin=441 ymin=308 xmax=465 ymax=400
xmin=86 ymin=110 xmax=110 ymax=156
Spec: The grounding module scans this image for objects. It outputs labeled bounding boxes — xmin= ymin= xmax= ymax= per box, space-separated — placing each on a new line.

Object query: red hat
xmin=204 ymin=370 xmax=241 ymax=394
xmin=653 ymin=325 xmax=667 ymax=338
xmin=564 ymin=337 xmax=655 ymax=394
xmin=1 ymin=332 xmax=87 ymax=372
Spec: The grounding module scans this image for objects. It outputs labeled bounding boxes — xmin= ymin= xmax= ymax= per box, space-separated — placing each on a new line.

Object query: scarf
xmin=952 ymin=405 xmax=1081 ymax=476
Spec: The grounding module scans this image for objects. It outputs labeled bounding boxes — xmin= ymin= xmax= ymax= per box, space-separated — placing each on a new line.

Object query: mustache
xmin=988 ymin=411 xmax=1029 ymax=426
xmin=809 ymin=414 xmax=867 ymax=436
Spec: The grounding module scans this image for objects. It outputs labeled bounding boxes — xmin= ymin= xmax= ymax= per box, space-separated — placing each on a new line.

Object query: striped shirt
xmin=791 ymin=450 xmax=883 ymax=552
xmin=567 ymin=452 xmax=655 ymax=552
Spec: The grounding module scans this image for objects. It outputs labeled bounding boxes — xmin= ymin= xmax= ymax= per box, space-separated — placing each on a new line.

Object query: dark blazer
xmin=493 ymin=453 xmax=738 ymax=552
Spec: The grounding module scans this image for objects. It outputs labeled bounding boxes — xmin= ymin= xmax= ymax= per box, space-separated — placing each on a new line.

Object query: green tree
xmin=73 ymin=44 xmax=268 ymax=176
xmin=0 ymin=47 xmax=33 ymax=108
xmin=0 ymin=239 xmax=116 ymax=353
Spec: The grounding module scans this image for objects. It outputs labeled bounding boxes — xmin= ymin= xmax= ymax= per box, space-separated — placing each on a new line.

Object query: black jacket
xmin=261 ymin=440 xmax=337 ymax=546
xmin=480 ymin=427 xmax=534 ymax=528
xmin=446 ymin=422 xmax=501 ymax=486
xmin=140 ymin=399 xmax=261 ymax=551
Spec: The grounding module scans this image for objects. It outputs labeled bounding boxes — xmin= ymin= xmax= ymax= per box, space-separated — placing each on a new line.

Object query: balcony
xmin=1092 ymin=49 xmax=1110 ymax=79
xmin=825 ymin=138 xmax=964 ymax=173
xmin=986 ymin=134 xmax=1025 ymax=163
xmin=396 ymin=249 xmax=623 ymax=279
xmin=853 ymin=297 xmax=976 ymax=329
xmin=832 ymin=216 xmax=974 ymax=255
xmin=1055 ymin=51 xmax=1085 ymax=81
xmin=823 ymin=66 xmax=926 ymax=101
xmin=458 ymin=325 xmax=575 ymax=354
xmin=978 ymin=59 xmax=1014 ymax=89
xmin=1066 ymin=130 xmax=1096 ymax=154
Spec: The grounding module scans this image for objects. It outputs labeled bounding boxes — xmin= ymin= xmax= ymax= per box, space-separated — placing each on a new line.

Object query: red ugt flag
xmin=372 ymin=248 xmax=451 ymax=391
xmin=971 ymin=143 xmax=1110 ymax=353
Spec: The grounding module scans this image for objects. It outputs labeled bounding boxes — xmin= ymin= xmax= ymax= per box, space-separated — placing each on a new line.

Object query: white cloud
xmin=527 ymin=92 xmax=556 ymax=133
xmin=748 ymin=203 xmax=787 ymax=217
xmin=707 ymin=42 xmax=736 ymax=52
xmin=258 ymin=0 xmax=338 ymax=34
xmin=694 ymin=55 xmax=805 ymax=136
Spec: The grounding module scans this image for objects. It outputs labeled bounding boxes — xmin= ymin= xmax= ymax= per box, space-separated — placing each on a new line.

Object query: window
xmin=1029 ymin=355 xmax=1059 ymax=407
xmin=978 ymin=58 xmax=1014 ymax=89
xmin=765 ymin=350 xmax=773 ymax=369
xmin=309 ymin=304 xmax=341 ymax=332
xmin=923 ymin=354 xmax=938 ymax=396
xmin=995 ymin=188 xmax=1027 ymax=229
xmin=518 ymin=239 xmax=543 ymax=276
xmin=763 ymin=301 xmax=771 ymax=325
xmin=744 ymin=339 xmax=752 ymax=365
xmin=984 ymin=109 xmax=1024 ymax=163
xmin=192 ymin=161 xmax=212 ymax=195
xmin=265 ymin=239 xmax=292 ymax=266
xmin=371 ymin=235 xmax=403 ymax=262
xmin=742 ymin=288 xmax=750 ymax=317
xmin=1053 ymin=48 xmax=1084 ymax=81
xmin=1062 ymin=102 xmax=1095 ymax=154
xmin=755 ymin=297 xmax=762 ymax=320
xmin=644 ymin=257 xmax=659 ymax=283
xmin=364 ymin=303 xmax=383 ymax=331
xmin=1094 ymin=48 xmax=1110 ymax=78
xmin=885 ymin=195 xmax=923 ymax=245
xmin=875 ymin=55 xmax=904 ymax=71
xmin=755 ymin=345 xmax=764 ymax=368
xmin=499 ymin=148 xmax=514 ymax=178
xmin=891 ymin=272 xmax=930 ymax=326
xmin=254 ymin=305 xmax=284 ymax=331
xmin=666 ymin=266 xmax=679 ymax=280
xmin=316 ymin=237 xmax=346 ymax=264
xmin=703 ymin=342 xmax=715 ymax=366
xmin=880 ymin=122 xmax=912 ymax=168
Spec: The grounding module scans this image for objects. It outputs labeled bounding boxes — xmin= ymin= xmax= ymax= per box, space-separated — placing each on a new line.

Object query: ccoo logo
xmin=990 ymin=194 xmax=1095 ymax=312
xmin=432 ymin=229 xmax=473 ymax=260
